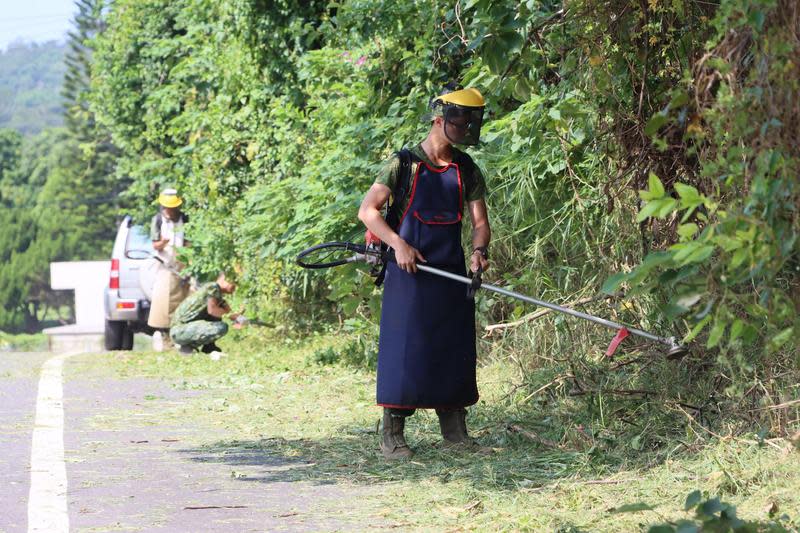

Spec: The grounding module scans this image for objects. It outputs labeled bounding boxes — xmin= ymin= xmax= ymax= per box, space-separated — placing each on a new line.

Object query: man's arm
xmin=206 ymin=297 xmax=231 ymax=318
xmin=358 ymin=183 xmax=426 ymax=273
xmin=150 ymin=214 xmax=170 ymax=251
xmin=467 ymin=199 xmax=491 ymax=272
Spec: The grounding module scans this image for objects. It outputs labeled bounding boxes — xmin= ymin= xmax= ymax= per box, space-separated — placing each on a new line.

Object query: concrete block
xmin=45 ymin=261 xmax=109 ymax=352
xmin=49 ymin=261 xmax=108 ymax=330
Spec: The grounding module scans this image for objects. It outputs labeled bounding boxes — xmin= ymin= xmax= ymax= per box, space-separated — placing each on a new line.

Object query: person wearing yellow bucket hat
xmin=145 ymin=188 xmax=191 ymax=349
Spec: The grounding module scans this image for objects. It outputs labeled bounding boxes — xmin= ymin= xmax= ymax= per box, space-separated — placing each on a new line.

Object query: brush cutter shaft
xmin=294 ymin=242 xmax=679 ymax=351
xmin=416 ymin=264 xmax=673 ymax=347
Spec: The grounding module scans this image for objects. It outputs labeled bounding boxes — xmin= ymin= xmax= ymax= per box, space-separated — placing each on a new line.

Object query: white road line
xmin=28 ymin=351 xmax=82 ymax=533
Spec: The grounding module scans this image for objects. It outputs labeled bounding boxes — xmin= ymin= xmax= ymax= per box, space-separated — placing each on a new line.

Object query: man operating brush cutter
xmin=298 ymin=85 xmax=688 ymax=461
xmin=356 ymin=84 xmax=492 ymax=460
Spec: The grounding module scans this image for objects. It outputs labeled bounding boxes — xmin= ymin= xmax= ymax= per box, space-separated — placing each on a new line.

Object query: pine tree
xmin=0 ymin=128 xmax=22 ymax=203
xmin=62 ymin=0 xmax=104 ymax=141
xmin=60 ymin=0 xmax=126 ymax=251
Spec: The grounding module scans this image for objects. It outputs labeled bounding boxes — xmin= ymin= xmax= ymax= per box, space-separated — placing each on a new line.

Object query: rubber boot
xmin=437 ymin=408 xmax=471 ymax=444
xmin=380 ymin=409 xmax=414 ymax=460
xmin=201 ymin=342 xmax=221 ymax=354
xmin=153 ymin=329 xmax=174 ymax=352
xmin=178 ymin=344 xmax=194 ymax=355
xmin=436 ymin=408 xmax=491 ymax=453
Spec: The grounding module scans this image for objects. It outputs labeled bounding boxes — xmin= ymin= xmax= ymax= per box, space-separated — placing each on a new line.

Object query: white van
xmin=102 ymin=215 xmax=157 ymax=350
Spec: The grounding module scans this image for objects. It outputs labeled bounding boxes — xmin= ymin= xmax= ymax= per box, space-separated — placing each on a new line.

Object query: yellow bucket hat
xmin=158 ymin=188 xmax=182 ymax=208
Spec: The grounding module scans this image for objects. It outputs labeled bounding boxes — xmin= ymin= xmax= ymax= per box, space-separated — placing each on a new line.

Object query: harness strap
xmin=385 ymin=149 xmax=414 ymax=229
xmin=375 ymin=148 xmax=415 ymax=287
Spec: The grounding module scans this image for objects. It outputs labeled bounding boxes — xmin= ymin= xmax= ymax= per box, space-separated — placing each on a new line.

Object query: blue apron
xmin=376 ymin=159 xmax=478 ymax=409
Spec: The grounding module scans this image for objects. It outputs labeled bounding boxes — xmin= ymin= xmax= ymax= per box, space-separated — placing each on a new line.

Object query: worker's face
xmin=442 ymin=106 xmax=483 ymax=145
xmin=163 ymin=207 xmax=181 ymax=220
xmin=445 ymin=115 xmax=470 ymax=144
xmin=433 ymin=114 xmax=466 ymax=144
xmin=218 ymin=275 xmax=236 ymax=293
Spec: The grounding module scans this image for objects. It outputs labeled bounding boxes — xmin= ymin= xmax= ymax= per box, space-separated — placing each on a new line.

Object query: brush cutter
xmin=296 ymin=241 xmax=689 ymax=359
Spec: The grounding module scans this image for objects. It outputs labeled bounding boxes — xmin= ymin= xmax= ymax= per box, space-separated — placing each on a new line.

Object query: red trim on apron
xmin=378 ymin=398 xmax=480 ymax=410
xmin=397 ymin=161 xmax=464 ymax=228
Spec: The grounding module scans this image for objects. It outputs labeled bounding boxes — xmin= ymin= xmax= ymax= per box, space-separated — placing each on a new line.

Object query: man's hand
xmin=394 ymin=239 xmax=426 ymax=273
xmin=470 ymin=250 xmax=489 ymax=273
xmin=231 ymin=314 xmax=249 ymax=330
xmin=152 ymin=238 xmax=170 ymax=251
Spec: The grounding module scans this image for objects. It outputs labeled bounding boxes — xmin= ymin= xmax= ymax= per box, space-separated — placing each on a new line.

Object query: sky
xmin=0 ymin=0 xmax=77 ymax=51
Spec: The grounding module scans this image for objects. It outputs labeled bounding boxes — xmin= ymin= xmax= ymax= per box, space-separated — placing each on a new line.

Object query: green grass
xmin=0 ymin=331 xmax=49 ymax=352
xmin=89 ymin=327 xmax=799 ymax=532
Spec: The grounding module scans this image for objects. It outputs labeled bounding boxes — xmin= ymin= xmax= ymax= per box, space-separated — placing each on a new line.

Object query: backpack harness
xmin=369 ymin=148 xmax=416 ymax=286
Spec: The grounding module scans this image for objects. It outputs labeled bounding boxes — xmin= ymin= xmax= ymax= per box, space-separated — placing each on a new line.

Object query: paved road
xmin=0 ymin=352 xmax=379 ymax=532
xmin=0 ymin=352 xmax=53 ymax=532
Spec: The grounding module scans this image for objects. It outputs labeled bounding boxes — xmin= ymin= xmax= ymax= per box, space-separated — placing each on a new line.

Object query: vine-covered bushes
xmin=89 ymin=0 xmax=798 ymax=437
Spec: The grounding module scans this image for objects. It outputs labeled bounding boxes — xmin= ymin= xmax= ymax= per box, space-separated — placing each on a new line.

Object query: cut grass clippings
xmin=72 ymin=327 xmax=800 ymax=532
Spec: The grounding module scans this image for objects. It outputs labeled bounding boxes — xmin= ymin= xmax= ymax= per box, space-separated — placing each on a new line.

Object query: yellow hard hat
xmin=434 ymin=87 xmax=485 ymax=108
xmin=158 ymin=188 xmax=182 ymax=208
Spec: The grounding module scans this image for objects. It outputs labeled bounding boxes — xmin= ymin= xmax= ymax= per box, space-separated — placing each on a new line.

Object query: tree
xmin=61 ymin=0 xmax=124 ymax=249
xmin=0 ymin=129 xmax=84 ymax=332
xmin=0 ymin=1 xmax=123 ymax=332
xmin=0 ymin=128 xmax=22 ymax=201
xmin=62 ymin=0 xmax=105 ymax=141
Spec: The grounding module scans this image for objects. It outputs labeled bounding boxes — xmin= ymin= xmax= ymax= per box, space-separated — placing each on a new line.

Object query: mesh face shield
xmin=442 ymin=104 xmax=484 ymax=146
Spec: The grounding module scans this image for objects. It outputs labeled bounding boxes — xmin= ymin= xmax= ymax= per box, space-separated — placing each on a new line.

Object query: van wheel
xmin=105 ymin=320 xmax=126 ymax=350
xmin=121 ymin=327 xmax=134 ymax=350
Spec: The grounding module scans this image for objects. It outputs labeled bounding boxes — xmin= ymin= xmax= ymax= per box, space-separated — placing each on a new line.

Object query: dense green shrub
xmin=88 ymin=0 xmax=798 ymax=440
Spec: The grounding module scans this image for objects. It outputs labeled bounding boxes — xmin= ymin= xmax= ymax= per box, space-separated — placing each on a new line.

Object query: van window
xmin=126 ymin=225 xmax=154 ymax=254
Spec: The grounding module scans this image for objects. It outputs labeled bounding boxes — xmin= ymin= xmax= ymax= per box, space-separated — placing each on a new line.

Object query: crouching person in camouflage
xmin=170 ymin=272 xmax=238 ymax=354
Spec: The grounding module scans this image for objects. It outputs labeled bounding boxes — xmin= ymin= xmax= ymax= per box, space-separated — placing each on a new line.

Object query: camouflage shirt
xmin=171 ymin=283 xmax=224 ymax=327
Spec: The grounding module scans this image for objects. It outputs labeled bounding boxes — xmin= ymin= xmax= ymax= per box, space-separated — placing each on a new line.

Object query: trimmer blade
xmin=666 ymin=342 xmax=689 ymax=360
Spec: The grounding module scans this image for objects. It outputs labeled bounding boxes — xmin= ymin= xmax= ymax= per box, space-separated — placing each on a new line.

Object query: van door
xmin=120 ymin=225 xmax=154 ymax=300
